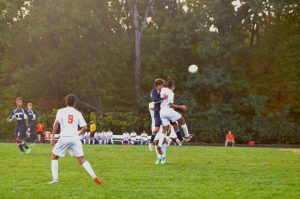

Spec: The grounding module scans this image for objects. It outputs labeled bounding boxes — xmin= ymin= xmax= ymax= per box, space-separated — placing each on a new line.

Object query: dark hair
xmin=154 ymin=78 xmax=165 ymax=87
xmin=166 ymin=77 xmax=175 ymax=88
xmin=66 ymin=94 xmax=77 ymax=107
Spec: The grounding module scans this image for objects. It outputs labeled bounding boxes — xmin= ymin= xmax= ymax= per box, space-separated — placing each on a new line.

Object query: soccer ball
xmin=188 ymin=64 xmax=198 ymax=73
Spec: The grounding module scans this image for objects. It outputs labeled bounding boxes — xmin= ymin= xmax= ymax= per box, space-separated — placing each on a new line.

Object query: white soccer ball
xmin=188 ymin=64 xmax=198 ymax=73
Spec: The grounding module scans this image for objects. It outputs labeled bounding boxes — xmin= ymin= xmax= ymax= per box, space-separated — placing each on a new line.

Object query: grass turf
xmin=0 ymin=143 xmax=300 ymax=199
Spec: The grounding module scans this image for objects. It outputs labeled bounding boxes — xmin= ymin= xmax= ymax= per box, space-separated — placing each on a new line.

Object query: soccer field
xmin=0 ymin=143 xmax=299 ymax=199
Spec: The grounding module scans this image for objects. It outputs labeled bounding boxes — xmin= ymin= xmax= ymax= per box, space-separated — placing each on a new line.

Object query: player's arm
xmin=78 ymin=113 xmax=87 ymax=135
xmin=78 ymin=125 xmax=87 ymax=135
xmin=7 ymin=110 xmax=15 ymax=122
xmin=34 ymin=110 xmax=39 ymax=120
xmin=51 ymin=121 xmax=59 ymax=146
xmin=152 ymin=90 xmax=167 ymax=104
xmin=169 ymin=103 xmax=187 ymax=111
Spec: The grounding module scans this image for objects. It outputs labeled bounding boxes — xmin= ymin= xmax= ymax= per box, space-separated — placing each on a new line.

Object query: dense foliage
xmin=0 ymin=0 xmax=299 ymax=143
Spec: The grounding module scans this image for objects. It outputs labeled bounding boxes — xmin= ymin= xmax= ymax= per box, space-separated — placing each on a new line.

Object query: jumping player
xmin=7 ymin=97 xmax=31 ymax=154
xmin=49 ymin=94 xmax=102 ymax=185
xmin=148 ymin=78 xmax=167 ymax=151
xmin=157 ymin=78 xmax=191 ymax=153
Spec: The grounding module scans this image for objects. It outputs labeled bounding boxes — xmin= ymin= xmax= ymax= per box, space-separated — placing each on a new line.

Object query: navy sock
xmin=22 ymin=142 xmax=29 ymax=149
xmin=150 ymin=134 xmax=156 ymax=143
xmin=175 ymin=130 xmax=183 ymax=141
xmin=18 ymin=144 xmax=25 ymax=152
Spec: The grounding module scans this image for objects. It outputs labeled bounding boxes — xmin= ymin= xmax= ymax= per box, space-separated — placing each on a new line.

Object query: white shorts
xmin=52 ymin=136 xmax=84 ymax=157
xmin=160 ymin=108 xmax=182 ymax=126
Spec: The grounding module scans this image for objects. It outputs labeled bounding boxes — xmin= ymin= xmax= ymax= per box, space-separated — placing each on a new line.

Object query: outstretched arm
xmin=169 ymin=103 xmax=187 ymax=111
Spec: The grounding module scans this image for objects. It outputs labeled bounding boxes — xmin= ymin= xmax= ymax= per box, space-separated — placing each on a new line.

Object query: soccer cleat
xmin=148 ymin=143 xmax=154 ymax=152
xmin=47 ymin=180 xmax=58 ymax=184
xmin=93 ymin=176 xmax=102 ymax=185
xmin=161 ymin=157 xmax=166 ymax=164
xmin=25 ymin=148 xmax=31 ymax=154
xmin=155 ymin=158 xmax=161 ymax=165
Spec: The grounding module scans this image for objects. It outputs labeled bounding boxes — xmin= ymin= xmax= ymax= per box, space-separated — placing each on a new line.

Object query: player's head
xmin=166 ymin=77 xmax=175 ymax=91
xmin=154 ymin=78 xmax=165 ymax=90
xmin=228 ymin=131 xmax=232 ymax=134
xmin=65 ymin=94 xmax=77 ymax=107
xmin=27 ymin=103 xmax=33 ymax=110
xmin=16 ymin=97 xmax=23 ymax=107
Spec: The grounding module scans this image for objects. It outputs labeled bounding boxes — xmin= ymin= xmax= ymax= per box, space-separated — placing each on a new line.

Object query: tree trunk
xmin=128 ymin=0 xmax=154 ymax=104
xmin=134 ymin=31 xmax=142 ymax=101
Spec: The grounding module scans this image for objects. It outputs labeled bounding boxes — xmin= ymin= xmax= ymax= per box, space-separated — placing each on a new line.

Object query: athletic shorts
xmin=15 ymin=124 xmax=27 ymax=138
xmin=52 ymin=136 xmax=84 ymax=157
xmin=160 ymin=108 xmax=182 ymax=126
xmin=154 ymin=115 xmax=162 ymax=127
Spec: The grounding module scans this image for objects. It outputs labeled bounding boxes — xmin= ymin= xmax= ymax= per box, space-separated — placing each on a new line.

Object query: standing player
xmin=157 ymin=78 xmax=191 ymax=153
xmin=89 ymin=121 xmax=96 ymax=145
xmin=148 ymin=78 xmax=167 ymax=151
xmin=27 ymin=103 xmax=39 ymax=143
xmin=7 ymin=97 xmax=31 ymax=154
xmin=49 ymin=94 xmax=102 ymax=185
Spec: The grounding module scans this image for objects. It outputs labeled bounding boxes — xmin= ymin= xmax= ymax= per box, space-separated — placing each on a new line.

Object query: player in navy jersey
xmin=7 ymin=97 xmax=31 ymax=154
xmin=148 ymin=78 xmax=167 ymax=151
xmin=27 ymin=103 xmax=39 ymax=143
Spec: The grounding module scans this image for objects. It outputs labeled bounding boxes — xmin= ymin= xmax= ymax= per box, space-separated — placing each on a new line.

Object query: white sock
xmin=82 ymin=161 xmax=96 ymax=178
xmin=162 ymin=144 xmax=167 ymax=158
xmin=51 ymin=160 xmax=58 ymax=182
xmin=181 ymin=124 xmax=190 ymax=137
xmin=158 ymin=133 xmax=165 ymax=147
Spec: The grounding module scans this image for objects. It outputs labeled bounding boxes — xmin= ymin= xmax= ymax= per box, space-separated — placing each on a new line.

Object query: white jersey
xmin=123 ymin=133 xmax=130 ymax=140
xmin=84 ymin=131 xmax=90 ymax=138
xmin=141 ymin=133 xmax=148 ymax=141
xmin=55 ymin=107 xmax=87 ymax=137
xmin=160 ymin=87 xmax=174 ymax=109
xmin=107 ymin=131 xmax=113 ymax=139
xmin=130 ymin=132 xmax=137 ymax=139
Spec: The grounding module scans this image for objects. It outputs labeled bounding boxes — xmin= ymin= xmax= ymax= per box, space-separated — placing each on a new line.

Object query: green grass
xmin=0 ymin=143 xmax=300 ymax=199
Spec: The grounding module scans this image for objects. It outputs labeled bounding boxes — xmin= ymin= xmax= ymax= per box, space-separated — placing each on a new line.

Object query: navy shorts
xmin=154 ymin=115 xmax=162 ymax=127
xmin=15 ymin=124 xmax=27 ymax=138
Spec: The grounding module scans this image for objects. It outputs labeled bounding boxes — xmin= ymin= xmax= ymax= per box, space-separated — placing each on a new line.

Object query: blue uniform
xmin=27 ymin=109 xmax=39 ymax=133
xmin=151 ymin=89 xmax=163 ymax=127
xmin=8 ymin=108 xmax=29 ymax=138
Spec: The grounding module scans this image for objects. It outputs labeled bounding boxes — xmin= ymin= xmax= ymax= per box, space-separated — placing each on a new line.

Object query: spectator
xmin=130 ymin=131 xmax=137 ymax=145
xmin=103 ymin=131 xmax=108 ymax=145
xmin=107 ymin=129 xmax=114 ymax=144
xmin=94 ymin=131 xmax=101 ymax=144
xmin=225 ymin=131 xmax=235 ymax=147
xmin=122 ymin=131 xmax=130 ymax=145
xmin=99 ymin=130 xmax=105 ymax=144
xmin=89 ymin=121 xmax=96 ymax=145
xmin=140 ymin=131 xmax=148 ymax=145
xmin=36 ymin=122 xmax=45 ymax=143
xmin=84 ymin=131 xmax=90 ymax=144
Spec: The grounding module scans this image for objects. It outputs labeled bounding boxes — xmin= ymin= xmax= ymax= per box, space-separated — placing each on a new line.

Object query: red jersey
xmin=36 ymin=123 xmax=45 ymax=133
xmin=226 ymin=134 xmax=234 ymax=141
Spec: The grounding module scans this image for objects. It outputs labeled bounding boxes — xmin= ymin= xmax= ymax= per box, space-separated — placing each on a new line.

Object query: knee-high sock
xmin=22 ymin=141 xmax=29 ymax=149
xmin=175 ymin=130 xmax=183 ymax=141
xmin=51 ymin=160 xmax=58 ymax=181
xmin=158 ymin=133 xmax=166 ymax=147
xmin=82 ymin=161 xmax=96 ymax=178
xmin=162 ymin=144 xmax=167 ymax=158
xmin=181 ymin=124 xmax=190 ymax=137
xmin=18 ymin=143 xmax=24 ymax=152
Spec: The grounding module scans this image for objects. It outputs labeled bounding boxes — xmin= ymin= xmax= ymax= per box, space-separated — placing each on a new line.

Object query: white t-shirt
xmin=55 ymin=107 xmax=87 ymax=137
xmin=160 ymin=87 xmax=174 ymax=109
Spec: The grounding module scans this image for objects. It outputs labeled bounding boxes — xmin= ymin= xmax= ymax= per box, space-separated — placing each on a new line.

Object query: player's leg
xmin=177 ymin=117 xmax=191 ymax=140
xmin=161 ymin=143 xmax=167 ymax=164
xmin=232 ymin=141 xmax=235 ymax=147
xmin=49 ymin=154 xmax=60 ymax=184
xmin=225 ymin=140 xmax=228 ymax=147
xmin=71 ymin=138 xmax=102 ymax=185
xmin=171 ymin=122 xmax=184 ymax=144
xmin=154 ymin=134 xmax=162 ymax=164
xmin=19 ymin=125 xmax=31 ymax=154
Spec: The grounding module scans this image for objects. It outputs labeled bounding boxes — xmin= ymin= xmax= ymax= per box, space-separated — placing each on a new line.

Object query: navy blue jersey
xmin=151 ymin=89 xmax=163 ymax=116
xmin=8 ymin=108 xmax=28 ymax=125
xmin=27 ymin=110 xmax=39 ymax=123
